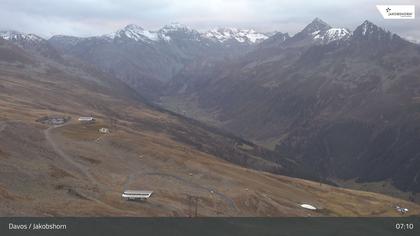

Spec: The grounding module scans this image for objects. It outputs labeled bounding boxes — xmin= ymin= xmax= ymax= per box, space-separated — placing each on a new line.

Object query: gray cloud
xmin=0 ymin=0 xmax=418 ymax=41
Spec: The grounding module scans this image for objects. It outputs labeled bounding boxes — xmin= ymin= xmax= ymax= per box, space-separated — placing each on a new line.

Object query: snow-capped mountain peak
xmin=292 ymin=18 xmax=350 ymax=44
xmin=124 ymin=24 xmax=145 ymax=31
xmin=301 ymin=18 xmax=331 ymax=35
xmin=203 ymin=28 xmax=268 ymax=44
xmin=359 ymin=20 xmax=378 ymax=35
xmin=352 ymin=20 xmax=393 ymax=41
xmin=0 ymin=30 xmax=61 ymax=59
xmin=106 ymin=24 xmax=160 ymax=42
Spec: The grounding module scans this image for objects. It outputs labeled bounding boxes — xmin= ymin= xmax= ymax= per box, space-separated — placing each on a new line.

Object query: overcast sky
xmin=0 ymin=0 xmax=419 ymax=41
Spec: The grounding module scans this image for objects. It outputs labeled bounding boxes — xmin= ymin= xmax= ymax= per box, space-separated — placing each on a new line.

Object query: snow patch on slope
xmin=312 ymin=28 xmax=351 ymax=43
xmin=0 ymin=30 xmax=43 ymax=42
xmin=323 ymin=28 xmax=351 ymax=42
xmin=203 ymin=28 xmax=268 ymax=44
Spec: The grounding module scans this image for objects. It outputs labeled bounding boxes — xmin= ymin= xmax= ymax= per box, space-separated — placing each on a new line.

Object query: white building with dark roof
xmin=122 ymin=190 xmax=153 ymax=201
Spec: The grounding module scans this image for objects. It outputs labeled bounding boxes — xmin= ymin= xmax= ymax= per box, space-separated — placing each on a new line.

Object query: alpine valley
xmin=1 ymin=18 xmax=420 ymax=216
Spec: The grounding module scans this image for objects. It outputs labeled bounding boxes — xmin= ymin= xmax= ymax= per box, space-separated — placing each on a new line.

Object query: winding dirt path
xmin=44 ymin=124 xmax=97 ymax=184
xmin=44 ymin=122 xmax=237 ymax=214
xmin=43 ymin=123 xmax=133 ymax=213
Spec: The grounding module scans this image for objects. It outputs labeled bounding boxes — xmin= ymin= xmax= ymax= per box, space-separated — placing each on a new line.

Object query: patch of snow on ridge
xmin=362 ymin=22 xmax=368 ymax=35
xmin=0 ymin=30 xmax=43 ymax=42
xmin=311 ymin=28 xmax=351 ymax=43
xmin=203 ymin=28 xmax=268 ymax=44
xmin=324 ymin=28 xmax=351 ymax=42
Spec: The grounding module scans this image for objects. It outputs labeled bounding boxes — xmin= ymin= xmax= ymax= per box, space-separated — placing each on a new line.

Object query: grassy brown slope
xmin=0 ymin=39 xmax=419 ymax=216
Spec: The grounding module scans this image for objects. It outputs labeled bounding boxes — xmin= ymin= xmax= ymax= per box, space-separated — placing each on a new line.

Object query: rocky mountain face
xmin=161 ymin=19 xmax=420 ymax=194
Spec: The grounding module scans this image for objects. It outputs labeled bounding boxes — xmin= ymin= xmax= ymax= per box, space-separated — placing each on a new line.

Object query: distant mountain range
xmin=99 ymin=23 xmax=270 ymax=44
xmin=203 ymin=27 xmax=269 ymax=44
xmin=31 ymin=23 xmax=268 ymax=99
xmin=2 ymin=18 xmax=420 ymax=197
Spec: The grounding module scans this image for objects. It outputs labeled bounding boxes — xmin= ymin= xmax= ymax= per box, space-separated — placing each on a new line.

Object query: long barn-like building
xmin=78 ymin=117 xmax=94 ymax=122
xmin=122 ymin=190 xmax=153 ymax=201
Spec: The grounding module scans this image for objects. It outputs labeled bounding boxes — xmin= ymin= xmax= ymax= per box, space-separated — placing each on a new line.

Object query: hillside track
xmin=44 ymin=124 xmax=98 ymax=184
